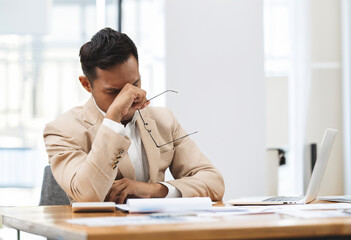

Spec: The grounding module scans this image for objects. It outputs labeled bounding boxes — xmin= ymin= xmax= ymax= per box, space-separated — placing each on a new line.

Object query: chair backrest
xmin=39 ymin=165 xmax=70 ymax=205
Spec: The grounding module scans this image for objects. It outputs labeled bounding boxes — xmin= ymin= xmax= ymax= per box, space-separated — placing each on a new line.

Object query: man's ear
xmin=79 ymin=76 xmax=93 ymax=93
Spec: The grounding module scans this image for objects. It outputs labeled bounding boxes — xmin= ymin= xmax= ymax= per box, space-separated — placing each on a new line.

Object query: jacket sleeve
xmin=165 ymin=110 xmax=225 ymax=201
xmin=43 ymin=123 xmax=130 ymax=202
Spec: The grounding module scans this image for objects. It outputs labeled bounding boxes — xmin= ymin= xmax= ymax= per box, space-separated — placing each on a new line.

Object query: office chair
xmin=39 ymin=165 xmax=70 ymax=205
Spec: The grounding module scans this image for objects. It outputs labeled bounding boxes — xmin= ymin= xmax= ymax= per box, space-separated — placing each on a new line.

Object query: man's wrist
xmin=158 ymin=182 xmax=182 ymax=198
xmin=105 ymin=109 xmax=123 ymax=123
xmin=151 ymin=183 xmax=168 ymax=198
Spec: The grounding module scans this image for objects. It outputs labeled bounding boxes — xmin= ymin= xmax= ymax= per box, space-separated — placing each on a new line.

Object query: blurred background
xmin=0 ymin=0 xmax=350 ymax=238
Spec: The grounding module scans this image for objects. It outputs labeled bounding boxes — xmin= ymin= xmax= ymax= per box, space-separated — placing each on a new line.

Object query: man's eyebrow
xmin=104 ymin=87 xmax=121 ymax=91
xmin=104 ymin=79 xmax=140 ymax=91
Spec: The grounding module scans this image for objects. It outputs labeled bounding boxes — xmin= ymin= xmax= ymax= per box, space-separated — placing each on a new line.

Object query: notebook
xmin=228 ymin=128 xmax=338 ymax=205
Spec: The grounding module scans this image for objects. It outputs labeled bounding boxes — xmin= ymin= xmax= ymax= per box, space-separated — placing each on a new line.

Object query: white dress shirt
xmin=93 ymin=98 xmax=181 ymax=198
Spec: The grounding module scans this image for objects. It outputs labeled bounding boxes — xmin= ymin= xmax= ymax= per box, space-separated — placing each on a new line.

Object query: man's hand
xmin=105 ymin=83 xmax=149 ymax=123
xmin=104 ymin=178 xmax=169 ymax=204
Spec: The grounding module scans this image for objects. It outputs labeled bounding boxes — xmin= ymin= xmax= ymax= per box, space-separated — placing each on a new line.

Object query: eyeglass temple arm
xmin=147 ymin=90 xmax=178 ymax=101
xmin=138 ymin=110 xmax=199 ymax=148
xmin=138 ymin=110 xmax=161 ymax=147
xmin=156 ymin=131 xmax=199 ymax=148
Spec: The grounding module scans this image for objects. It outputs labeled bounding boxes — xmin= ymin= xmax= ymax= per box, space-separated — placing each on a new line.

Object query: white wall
xmin=266 ymin=76 xmax=289 ymax=148
xmin=164 ymin=0 xmax=266 ymax=200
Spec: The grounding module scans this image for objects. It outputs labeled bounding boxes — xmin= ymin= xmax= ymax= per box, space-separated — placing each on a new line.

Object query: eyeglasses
xmin=137 ymin=90 xmax=198 ymax=148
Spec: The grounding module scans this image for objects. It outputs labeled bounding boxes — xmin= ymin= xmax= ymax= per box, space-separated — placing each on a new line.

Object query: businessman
xmin=43 ymin=27 xmax=224 ymax=204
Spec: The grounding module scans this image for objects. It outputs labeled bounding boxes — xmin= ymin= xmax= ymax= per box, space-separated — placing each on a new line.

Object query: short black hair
xmin=79 ymin=27 xmax=138 ymax=83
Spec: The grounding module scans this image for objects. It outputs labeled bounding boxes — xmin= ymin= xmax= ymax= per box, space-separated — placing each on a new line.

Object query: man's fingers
xmin=113 ymin=181 xmax=128 ymax=195
xmin=105 ymin=180 xmax=119 ymax=201
xmin=118 ymin=188 xmax=130 ymax=204
xmin=107 ymin=179 xmax=158 ymax=204
xmin=106 ymin=194 xmax=115 ymax=202
xmin=132 ymin=90 xmax=148 ymax=109
xmin=144 ymin=101 xmax=150 ymax=108
xmin=105 ymin=188 xmax=116 ymax=202
xmin=108 ymin=182 xmax=128 ymax=203
xmin=106 ymin=83 xmax=148 ymax=122
xmin=133 ymin=99 xmax=148 ymax=110
xmin=105 ymin=189 xmax=112 ymax=201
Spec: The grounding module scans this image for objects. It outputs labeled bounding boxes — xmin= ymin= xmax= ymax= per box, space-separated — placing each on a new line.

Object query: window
xmin=264 ymin=0 xmax=290 ymax=76
xmin=0 ymin=0 xmax=165 ymax=205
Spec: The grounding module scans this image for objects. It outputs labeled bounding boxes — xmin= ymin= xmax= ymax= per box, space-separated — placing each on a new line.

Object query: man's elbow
xmin=68 ymin=184 xmax=106 ymax=202
xmin=210 ymin=174 xmax=225 ymax=201
xmin=70 ymin=191 xmax=104 ymax=202
xmin=210 ymin=182 xmax=225 ymax=201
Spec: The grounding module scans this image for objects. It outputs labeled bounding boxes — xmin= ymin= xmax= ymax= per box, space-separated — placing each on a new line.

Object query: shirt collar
xmin=92 ymin=97 xmax=138 ymax=125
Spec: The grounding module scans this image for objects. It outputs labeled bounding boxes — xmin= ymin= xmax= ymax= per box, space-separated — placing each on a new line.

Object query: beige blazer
xmin=44 ymin=97 xmax=225 ymax=202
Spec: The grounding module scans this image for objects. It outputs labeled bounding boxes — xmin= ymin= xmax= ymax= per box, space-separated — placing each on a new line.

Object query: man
xmin=44 ymin=28 xmax=224 ymax=204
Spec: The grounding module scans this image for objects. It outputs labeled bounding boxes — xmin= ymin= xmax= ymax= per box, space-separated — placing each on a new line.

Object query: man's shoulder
xmin=45 ymin=104 xmax=89 ymax=134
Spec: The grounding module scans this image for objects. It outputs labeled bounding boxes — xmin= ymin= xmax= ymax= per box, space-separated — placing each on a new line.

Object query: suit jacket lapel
xmin=83 ymin=97 xmax=103 ymax=126
xmin=136 ymin=110 xmax=161 ymax=183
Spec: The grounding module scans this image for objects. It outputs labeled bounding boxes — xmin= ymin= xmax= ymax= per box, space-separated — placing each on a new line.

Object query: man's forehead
xmin=95 ymin=68 xmax=133 ymax=82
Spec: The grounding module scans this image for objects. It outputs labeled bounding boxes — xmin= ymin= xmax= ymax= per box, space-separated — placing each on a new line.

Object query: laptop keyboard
xmin=263 ymin=196 xmax=304 ymax=202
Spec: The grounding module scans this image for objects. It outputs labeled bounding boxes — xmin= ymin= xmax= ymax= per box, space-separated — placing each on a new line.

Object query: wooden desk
xmin=1 ymin=205 xmax=351 ymax=240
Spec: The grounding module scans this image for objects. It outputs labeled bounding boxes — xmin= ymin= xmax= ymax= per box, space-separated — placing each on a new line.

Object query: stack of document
xmin=116 ymin=197 xmax=212 ymax=213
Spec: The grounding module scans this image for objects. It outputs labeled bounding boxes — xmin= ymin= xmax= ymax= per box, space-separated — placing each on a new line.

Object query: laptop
xmin=228 ymin=128 xmax=338 ymax=205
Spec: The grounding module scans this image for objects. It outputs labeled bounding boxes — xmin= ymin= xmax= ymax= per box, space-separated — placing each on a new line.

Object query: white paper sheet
xmin=210 ymin=206 xmax=249 ymax=212
xmin=277 ymin=210 xmax=351 ymax=218
xmin=253 ymin=203 xmax=351 ymax=213
xmin=196 ymin=204 xmax=351 ymax=218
